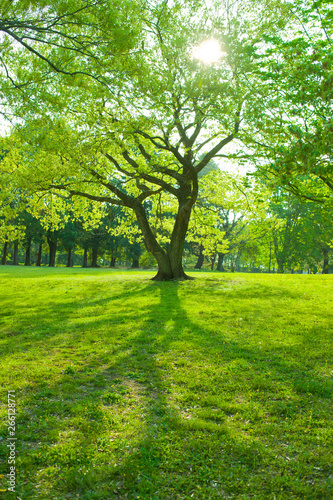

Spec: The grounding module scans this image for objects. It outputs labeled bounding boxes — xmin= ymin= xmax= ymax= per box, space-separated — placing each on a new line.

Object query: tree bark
xmin=210 ymin=253 xmax=216 ymax=271
xmin=36 ymin=244 xmax=42 ymax=266
xmin=1 ymin=242 xmax=8 ymax=265
xmin=82 ymin=248 xmax=88 ymax=267
xmin=194 ymin=244 xmax=204 ymax=269
xmin=13 ymin=242 xmax=19 ymax=265
xmin=134 ymin=199 xmax=193 ymax=281
xmin=131 ymin=258 xmax=139 ymax=268
xmin=91 ymin=248 xmax=99 ymax=267
xmin=216 ymin=252 xmax=225 ymax=272
xmin=25 ymin=244 xmax=31 ymax=266
xmin=322 ymin=248 xmax=329 ymax=274
xmin=66 ymin=249 xmax=72 ymax=267
xmin=277 ymin=262 xmax=284 ymax=273
xmin=273 ymin=238 xmax=284 ymax=273
xmin=48 ymin=239 xmax=57 ymax=267
xmin=110 ymin=255 xmax=116 ymax=267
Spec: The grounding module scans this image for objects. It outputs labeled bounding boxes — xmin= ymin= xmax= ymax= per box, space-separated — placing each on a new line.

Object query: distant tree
xmin=19 ymin=211 xmax=44 ymax=266
xmin=46 ymin=229 xmax=59 ymax=267
xmin=59 ymin=221 xmax=79 ymax=267
xmin=189 ymin=170 xmax=265 ymax=272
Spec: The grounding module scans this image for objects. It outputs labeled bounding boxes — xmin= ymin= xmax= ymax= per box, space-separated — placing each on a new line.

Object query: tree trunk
xmin=322 ymin=248 xmax=329 ymax=274
xmin=1 ymin=242 xmax=8 ymax=265
xmin=273 ymin=238 xmax=284 ymax=273
xmin=91 ymin=248 xmax=99 ymax=267
xmin=13 ymin=242 xmax=19 ymax=265
xmin=277 ymin=262 xmax=284 ymax=273
xmin=82 ymin=248 xmax=88 ymax=267
xmin=25 ymin=244 xmax=31 ymax=266
xmin=131 ymin=258 xmax=139 ymax=268
xmin=210 ymin=253 xmax=216 ymax=271
xmin=48 ymin=240 xmax=57 ymax=267
xmin=36 ymin=244 xmax=42 ymax=266
xmin=110 ymin=255 xmax=116 ymax=267
xmin=134 ymin=200 xmax=193 ymax=281
xmin=216 ymin=252 xmax=225 ymax=272
xmin=66 ymin=249 xmax=72 ymax=267
xmin=235 ymin=252 xmax=241 ymax=272
xmin=194 ymin=244 xmax=204 ymax=269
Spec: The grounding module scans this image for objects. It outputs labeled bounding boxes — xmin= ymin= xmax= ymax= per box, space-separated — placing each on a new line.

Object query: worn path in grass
xmin=0 ymin=267 xmax=332 ymax=499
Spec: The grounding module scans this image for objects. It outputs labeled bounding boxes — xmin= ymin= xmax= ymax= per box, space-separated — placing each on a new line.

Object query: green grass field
xmin=0 ymin=267 xmax=332 ymax=499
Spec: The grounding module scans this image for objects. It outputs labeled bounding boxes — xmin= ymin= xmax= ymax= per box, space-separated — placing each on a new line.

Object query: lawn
xmin=0 ymin=267 xmax=332 ymax=499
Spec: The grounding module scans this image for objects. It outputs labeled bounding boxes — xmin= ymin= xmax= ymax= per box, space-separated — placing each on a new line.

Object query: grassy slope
xmin=0 ymin=267 xmax=332 ymax=500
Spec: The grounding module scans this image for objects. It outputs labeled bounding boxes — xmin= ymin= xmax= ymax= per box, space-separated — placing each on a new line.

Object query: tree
xmin=241 ymin=0 xmax=333 ymax=204
xmin=59 ymin=221 xmax=79 ymax=267
xmin=9 ymin=0 xmax=289 ymax=280
xmin=189 ymin=170 xmax=266 ymax=271
xmin=0 ymin=0 xmax=141 ymax=98
xmin=257 ymin=189 xmax=333 ymax=273
xmin=19 ymin=210 xmax=44 ymax=266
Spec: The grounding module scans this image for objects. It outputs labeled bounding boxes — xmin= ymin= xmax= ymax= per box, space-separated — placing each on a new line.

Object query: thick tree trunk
xmin=216 ymin=252 xmax=225 ymax=272
xmin=48 ymin=240 xmax=57 ymax=267
xmin=66 ymin=249 xmax=72 ymax=267
xmin=82 ymin=248 xmax=88 ymax=268
xmin=277 ymin=262 xmax=284 ymax=273
xmin=210 ymin=253 xmax=216 ymax=271
xmin=134 ymin=200 xmax=193 ymax=281
xmin=110 ymin=255 xmax=116 ymax=267
xmin=194 ymin=244 xmax=204 ymax=269
xmin=322 ymin=248 xmax=329 ymax=274
xmin=131 ymin=258 xmax=139 ymax=268
xmin=1 ymin=242 xmax=8 ymax=265
xmin=36 ymin=244 xmax=42 ymax=266
xmin=25 ymin=244 xmax=31 ymax=266
xmin=13 ymin=242 xmax=19 ymax=265
xmin=91 ymin=248 xmax=99 ymax=267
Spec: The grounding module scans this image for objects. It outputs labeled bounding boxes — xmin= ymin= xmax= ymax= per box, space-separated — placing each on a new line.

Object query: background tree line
xmin=1 ymin=170 xmax=332 ymax=273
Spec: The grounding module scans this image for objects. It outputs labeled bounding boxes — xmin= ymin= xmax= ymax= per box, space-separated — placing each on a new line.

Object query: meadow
xmin=0 ymin=267 xmax=332 ymax=499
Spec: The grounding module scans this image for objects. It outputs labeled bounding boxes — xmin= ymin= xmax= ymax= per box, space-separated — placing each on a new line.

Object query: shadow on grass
xmin=0 ymin=275 xmax=332 ymax=499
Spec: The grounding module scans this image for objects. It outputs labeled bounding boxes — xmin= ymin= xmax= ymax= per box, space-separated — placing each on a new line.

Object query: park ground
xmin=0 ymin=267 xmax=332 ymax=499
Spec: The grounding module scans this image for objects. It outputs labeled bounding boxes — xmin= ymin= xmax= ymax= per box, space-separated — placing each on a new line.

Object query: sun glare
xmin=192 ymin=39 xmax=223 ymax=64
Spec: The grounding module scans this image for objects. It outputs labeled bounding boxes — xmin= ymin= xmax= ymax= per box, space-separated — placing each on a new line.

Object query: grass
xmin=0 ymin=266 xmax=332 ymax=499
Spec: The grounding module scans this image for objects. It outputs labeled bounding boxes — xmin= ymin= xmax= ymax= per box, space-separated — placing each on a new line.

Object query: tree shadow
xmin=0 ymin=275 xmax=332 ymax=499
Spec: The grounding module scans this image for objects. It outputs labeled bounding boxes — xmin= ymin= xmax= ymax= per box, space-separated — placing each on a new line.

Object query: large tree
xmin=4 ymin=0 xmax=289 ymax=280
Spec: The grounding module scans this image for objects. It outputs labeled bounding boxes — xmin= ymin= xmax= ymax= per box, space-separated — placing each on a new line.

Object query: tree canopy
xmin=0 ymin=0 xmax=332 ymax=279
xmin=240 ymin=0 xmax=333 ymax=204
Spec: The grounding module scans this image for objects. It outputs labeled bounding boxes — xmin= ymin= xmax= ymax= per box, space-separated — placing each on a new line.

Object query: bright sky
xmin=192 ymin=39 xmax=223 ymax=64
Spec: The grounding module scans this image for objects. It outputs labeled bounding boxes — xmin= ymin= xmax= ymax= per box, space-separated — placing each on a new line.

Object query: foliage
xmin=241 ymin=0 xmax=333 ymax=203
xmin=1 ymin=0 xmax=291 ymax=279
xmin=0 ymin=0 xmax=141 ymax=107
